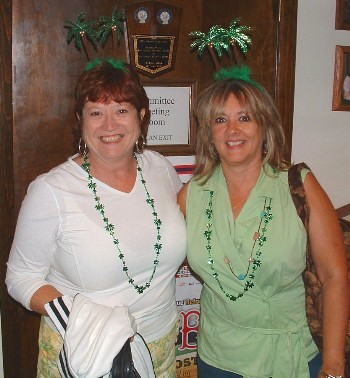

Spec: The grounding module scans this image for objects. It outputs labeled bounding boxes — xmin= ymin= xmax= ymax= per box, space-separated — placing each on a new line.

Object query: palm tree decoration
xmin=65 ymin=12 xmax=98 ymax=61
xmin=226 ymin=18 xmax=252 ymax=66
xmin=97 ymin=6 xmax=126 ymax=56
xmin=190 ymin=18 xmax=252 ymax=70
xmin=190 ymin=26 xmax=229 ymax=70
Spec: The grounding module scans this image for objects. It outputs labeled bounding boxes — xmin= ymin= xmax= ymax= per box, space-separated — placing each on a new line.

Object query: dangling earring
xmin=135 ymin=134 xmax=146 ymax=154
xmin=262 ymin=141 xmax=268 ymax=156
xmin=78 ymin=138 xmax=88 ymax=156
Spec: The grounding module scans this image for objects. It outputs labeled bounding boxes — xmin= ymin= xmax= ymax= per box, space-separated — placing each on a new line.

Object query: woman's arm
xmin=304 ymin=173 xmax=349 ymax=377
xmin=6 ymin=178 xmax=61 ymax=313
xmin=177 ymin=182 xmax=189 ymax=216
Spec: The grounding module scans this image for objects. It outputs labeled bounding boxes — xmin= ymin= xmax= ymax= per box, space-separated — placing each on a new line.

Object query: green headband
xmin=84 ymin=57 xmax=126 ymax=72
xmin=214 ymin=65 xmax=262 ymax=90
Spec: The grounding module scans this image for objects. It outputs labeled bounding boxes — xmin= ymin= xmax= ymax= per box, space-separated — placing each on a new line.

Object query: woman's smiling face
xmin=82 ymin=100 xmax=144 ymax=164
xmin=210 ymin=93 xmax=264 ymax=170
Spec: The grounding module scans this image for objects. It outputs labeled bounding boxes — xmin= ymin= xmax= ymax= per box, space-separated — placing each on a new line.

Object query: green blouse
xmin=186 ymin=164 xmax=319 ymax=378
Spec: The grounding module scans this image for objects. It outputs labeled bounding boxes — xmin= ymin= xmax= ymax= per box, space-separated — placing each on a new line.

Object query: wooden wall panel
xmin=12 ymin=0 xmax=114 ymax=214
xmin=275 ymin=0 xmax=298 ymax=158
xmin=12 ymin=0 xmax=204 ymax=212
xmin=0 ymin=0 xmax=16 ymax=376
xmin=200 ymin=0 xmax=278 ymax=94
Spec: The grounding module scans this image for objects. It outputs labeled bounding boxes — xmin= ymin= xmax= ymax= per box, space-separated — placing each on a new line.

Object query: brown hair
xmin=193 ymin=79 xmax=288 ymax=183
xmin=75 ymin=60 xmax=150 ymax=147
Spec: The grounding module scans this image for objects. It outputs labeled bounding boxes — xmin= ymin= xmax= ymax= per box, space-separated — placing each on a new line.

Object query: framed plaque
xmin=132 ymin=35 xmax=175 ymax=76
xmin=144 ymin=81 xmax=196 ymax=155
xmin=125 ymin=1 xmax=181 ymax=78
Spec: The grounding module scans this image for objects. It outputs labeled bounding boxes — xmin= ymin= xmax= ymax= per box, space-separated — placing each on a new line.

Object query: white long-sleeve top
xmin=6 ymin=150 xmax=187 ymax=342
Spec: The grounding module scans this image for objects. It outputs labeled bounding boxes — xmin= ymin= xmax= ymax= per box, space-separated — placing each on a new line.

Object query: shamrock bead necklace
xmin=204 ymin=191 xmax=273 ymax=301
xmin=82 ymin=153 xmax=162 ymax=294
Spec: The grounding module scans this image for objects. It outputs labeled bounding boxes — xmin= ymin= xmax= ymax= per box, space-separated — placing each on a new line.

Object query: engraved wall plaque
xmin=125 ymin=1 xmax=181 ymax=77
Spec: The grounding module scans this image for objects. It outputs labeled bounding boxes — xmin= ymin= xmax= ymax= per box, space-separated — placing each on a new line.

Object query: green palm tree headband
xmin=189 ymin=19 xmax=262 ymax=89
xmin=85 ymin=57 xmax=126 ymax=71
xmin=214 ymin=65 xmax=262 ymax=90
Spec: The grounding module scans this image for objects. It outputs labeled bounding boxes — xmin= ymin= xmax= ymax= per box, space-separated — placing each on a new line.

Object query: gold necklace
xmin=232 ymin=195 xmax=249 ymax=211
xmin=231 ymin=188 xmax=253 ymax=212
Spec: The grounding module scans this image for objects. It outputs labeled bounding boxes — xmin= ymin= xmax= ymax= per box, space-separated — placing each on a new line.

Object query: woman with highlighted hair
xmin=6 ymin=58 xmax=186 ymax=377
xmin=178 ymin=67 xmax=349 ymax=378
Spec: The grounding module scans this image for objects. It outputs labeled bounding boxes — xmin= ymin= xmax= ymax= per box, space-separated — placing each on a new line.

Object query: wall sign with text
xmin=144 ymin=82 xmax=196 ymax=155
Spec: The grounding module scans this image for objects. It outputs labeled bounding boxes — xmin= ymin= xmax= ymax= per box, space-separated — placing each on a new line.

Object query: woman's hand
xmin=30 ymin=284 xmax=62 ymax=316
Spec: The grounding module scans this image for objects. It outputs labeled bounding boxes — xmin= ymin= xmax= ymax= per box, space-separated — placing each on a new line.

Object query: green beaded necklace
xmin=204 ymin=191 xmax=272 ymax=301
xmin=82 ymin=153 xmax=162 ymax=294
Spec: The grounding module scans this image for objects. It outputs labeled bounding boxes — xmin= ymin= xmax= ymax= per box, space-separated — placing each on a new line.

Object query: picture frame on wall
xmin=332 ymin=45 xmax=350 ymax=111
xmin=335 ymin=0 xmax=350 ymax=30
xmin=143 ymin=81 xmax=196 ymax=155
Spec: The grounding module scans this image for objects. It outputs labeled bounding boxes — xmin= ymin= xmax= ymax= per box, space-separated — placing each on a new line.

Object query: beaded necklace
xmin=82 ymin=153 xmax=162 ymax=294
xmin=204 ymin=191 xmax=272 ymax=301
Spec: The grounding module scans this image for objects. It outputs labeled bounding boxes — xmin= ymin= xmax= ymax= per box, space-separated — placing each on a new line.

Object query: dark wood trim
xmin=336 ymin=203 xmax=350 ymax=218
xmin=275 ymin=0 xmax=298 ymax=161
xmin=0 ymin=0 xmax=16 ymax=376
xmin=335 ymin=0 xmax=350 ymax=30
xmin=332 ymin=45 xmax=350 ymax=111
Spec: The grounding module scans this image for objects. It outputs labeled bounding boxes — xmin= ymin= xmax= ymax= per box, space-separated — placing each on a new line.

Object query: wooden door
xmin=0 ymin=0 xmax=297 ymax=376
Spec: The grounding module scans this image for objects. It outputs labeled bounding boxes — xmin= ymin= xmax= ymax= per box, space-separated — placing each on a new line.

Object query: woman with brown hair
xmin=178 ymin=71 xmax=348 ymax=378
xmin=7 ymin=58 xmax=186 ymax=377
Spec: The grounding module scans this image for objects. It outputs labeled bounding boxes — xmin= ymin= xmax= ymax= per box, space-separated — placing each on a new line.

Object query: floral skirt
xmin=37 ymin=316 xmax=178 ymax=378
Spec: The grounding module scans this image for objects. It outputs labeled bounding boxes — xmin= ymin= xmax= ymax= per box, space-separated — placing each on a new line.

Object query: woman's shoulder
xmin=140 ymin=149 xmax=183 ymax=191
xmin=283 ymin=162 xmax=312 ymax=184
xmin=29 ymin=155 xmax=84 ymax=190
xmin=139 ymin=149 xmax=177 ymax=175
xmin=263 ymin=162 xmax=311 ymax=184
xmin=140 ymin=148 xmax=168 ymax=163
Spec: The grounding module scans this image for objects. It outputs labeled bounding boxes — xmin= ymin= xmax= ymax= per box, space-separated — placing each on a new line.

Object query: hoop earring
xmin=135 ymin=134 xmax=146 ymax=154
xmin=78 ymin=138 xmax=88 ymax=156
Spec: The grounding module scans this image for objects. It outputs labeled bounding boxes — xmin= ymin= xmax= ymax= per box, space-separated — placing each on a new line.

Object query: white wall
xmin=292 ymin=0 xmax=350 ymax=209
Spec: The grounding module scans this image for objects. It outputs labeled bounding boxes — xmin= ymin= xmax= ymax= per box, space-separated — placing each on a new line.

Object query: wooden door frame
xmin=0 ymin=0 xmax=16 ymax=376
xmin=275 ymin=0 xmax=298 ymax=160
